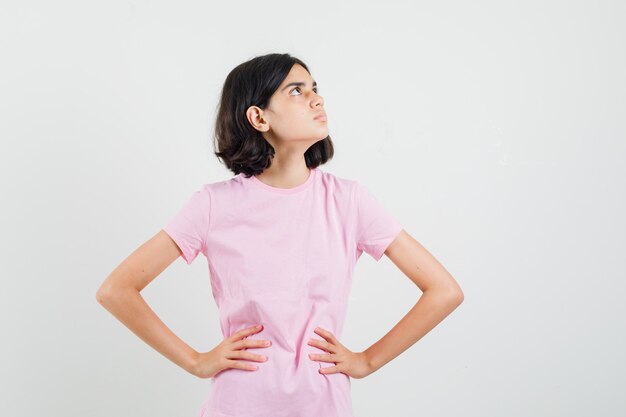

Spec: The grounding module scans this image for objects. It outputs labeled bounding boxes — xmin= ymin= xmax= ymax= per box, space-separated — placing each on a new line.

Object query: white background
xmin=1 ymin=1 xmax=624 ymax=416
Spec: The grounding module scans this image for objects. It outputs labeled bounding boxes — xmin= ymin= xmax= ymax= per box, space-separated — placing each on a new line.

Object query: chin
xmin=317 ymin=127 xmax=330 ymax=137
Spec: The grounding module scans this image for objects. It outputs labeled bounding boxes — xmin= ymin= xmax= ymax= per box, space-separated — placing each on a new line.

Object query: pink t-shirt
xmin=163 ymin=167 xmax=403 ymax=417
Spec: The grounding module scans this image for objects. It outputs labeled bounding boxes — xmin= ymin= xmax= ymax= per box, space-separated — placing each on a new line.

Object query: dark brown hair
xmin=213 ymin=53 xmax=334 ymax=177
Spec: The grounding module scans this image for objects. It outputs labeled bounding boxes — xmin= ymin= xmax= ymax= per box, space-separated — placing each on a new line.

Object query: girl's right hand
xmin=193 ymin=324 xmax=271 ymax=379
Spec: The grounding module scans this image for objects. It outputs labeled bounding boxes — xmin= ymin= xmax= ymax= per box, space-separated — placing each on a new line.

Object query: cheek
xmin=278 ymin=112 xmax=311 ymax=130
xmin=270 ymin=109 xmax=317 ymax=137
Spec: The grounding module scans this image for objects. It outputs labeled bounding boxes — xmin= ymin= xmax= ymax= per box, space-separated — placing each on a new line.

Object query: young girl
xmin=96 ymin=53 xmax=464 ymax=417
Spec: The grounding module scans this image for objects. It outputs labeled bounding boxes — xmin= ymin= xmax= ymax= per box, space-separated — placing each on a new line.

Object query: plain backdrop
xmin=1 ymin=1 xmax=624 ymax=416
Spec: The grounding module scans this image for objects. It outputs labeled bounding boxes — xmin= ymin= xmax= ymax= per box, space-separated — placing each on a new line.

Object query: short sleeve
xmin=162 ymin=185 xmax=211 ymax=265
xmin=354 ymin=181 xmax=403 ymax=261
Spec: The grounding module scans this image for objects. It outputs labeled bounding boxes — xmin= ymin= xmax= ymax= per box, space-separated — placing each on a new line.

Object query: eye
xmin=290 ymin=87 xmax=319 ymax=96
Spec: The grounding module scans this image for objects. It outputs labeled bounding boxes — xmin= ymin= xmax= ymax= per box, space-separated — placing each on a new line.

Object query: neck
xmin=254 ymin=158 xmax=311 ymax=189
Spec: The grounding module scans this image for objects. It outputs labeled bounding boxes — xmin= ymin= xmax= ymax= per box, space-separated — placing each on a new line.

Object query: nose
xmin=312 ymin=93 xmax=324 ymax=108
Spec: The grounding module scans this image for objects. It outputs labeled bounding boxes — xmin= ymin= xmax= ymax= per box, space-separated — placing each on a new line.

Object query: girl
xmin=96 ymin=52 xmax=464 ymax=417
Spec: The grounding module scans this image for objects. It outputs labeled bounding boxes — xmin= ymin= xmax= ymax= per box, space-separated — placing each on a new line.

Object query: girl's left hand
xmin=307 ymin=326 xmax=372 ymax=379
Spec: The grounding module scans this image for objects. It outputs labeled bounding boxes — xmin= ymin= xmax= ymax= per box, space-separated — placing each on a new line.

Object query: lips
xmin=314 ymin=114 xmax=327 ymax=121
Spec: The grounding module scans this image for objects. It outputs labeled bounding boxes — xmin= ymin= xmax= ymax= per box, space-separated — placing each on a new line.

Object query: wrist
xmin=361 ymin=350 xmax=377 ymax=375
xmin=185 ymin=350 xmax=201 ymax=376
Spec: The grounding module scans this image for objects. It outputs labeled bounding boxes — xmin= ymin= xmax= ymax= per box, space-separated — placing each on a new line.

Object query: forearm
xmin=363 ymin=287 xmax=463 ymax=374
xmin=97 ymin=286 xmax=199 ymax=375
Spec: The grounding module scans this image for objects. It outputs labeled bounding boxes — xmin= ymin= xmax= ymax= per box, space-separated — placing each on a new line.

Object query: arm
xmin=95 ymin=230 xmax=200 ymax=376
xmin=362 ymin=230 xmax=464 ymax=374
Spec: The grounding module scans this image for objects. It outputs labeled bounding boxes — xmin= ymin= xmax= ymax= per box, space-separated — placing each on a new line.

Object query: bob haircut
xmin=213 ymin=53 xmax=334 ymax=178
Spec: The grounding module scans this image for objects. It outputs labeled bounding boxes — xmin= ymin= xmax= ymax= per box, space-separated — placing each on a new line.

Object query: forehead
xmin=281 ymin=64 xmax=313 ymax=84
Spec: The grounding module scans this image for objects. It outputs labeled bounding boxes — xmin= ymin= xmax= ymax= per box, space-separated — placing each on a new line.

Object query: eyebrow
xmin=281 ymin=80 xmax=317 ymax=92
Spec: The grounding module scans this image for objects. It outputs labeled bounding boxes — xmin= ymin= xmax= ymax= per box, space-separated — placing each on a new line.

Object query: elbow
xmin=95 ymin=287 xmax=109 ymax=306
xmin=454 ymin=290 xmax=464 ymax=305
xmin=450 ymin=286 xmax=464 ymax=305
xmin=426 ymin=286 xmax=463 ymax=306
xmin=95 ymin=284 xmax=117 ymax=306
xmin=96 ymin=282 xmax=138 ymax=307
xmin=445 ymin=279 xmax=464 ymax=305
xmin=442 ymin=286 xmax=464 ymax=306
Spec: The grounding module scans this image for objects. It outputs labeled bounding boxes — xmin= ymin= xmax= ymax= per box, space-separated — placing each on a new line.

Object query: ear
xmin=246 ymin=105 xmax=269 ymax=132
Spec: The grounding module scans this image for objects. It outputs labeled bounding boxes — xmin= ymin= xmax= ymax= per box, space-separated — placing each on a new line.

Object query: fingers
xmin=221 ymin=349 xmax=268 ymax=372
xmin=308 ymin=327 xmax=345 ymax=376
xmin=308 ymin=352 xmax=335 ymax=363
xmin=223 ymin=344 xmax=268 ymax=372
xmin=228 ymin=349 xmax=269 ymax=363
xmin=318 ymin=365 xmax=339 ymax=374
xmin=314 ymin=327 xmax=338 ymax=344
xmin=308 ymin=337 xmax=336 ymax=353
xmin=228 ymin=338 xmax=270 ymax=364
xmin=218 ymin=325 xmax=346 ymax=375
xmin=221 ymin=325 xmax=272 ymax=372
xmin=232 ymin=338 xmax=272 ymax=351
xmin=226 ymin=324 xmax=265 ymax=343
xmin=225 ymin=359 xmax=260 ymax=371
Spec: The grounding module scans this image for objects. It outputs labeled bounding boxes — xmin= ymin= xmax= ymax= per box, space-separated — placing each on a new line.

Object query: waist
xmin=207 ymin=367 xmax=352 ymax=417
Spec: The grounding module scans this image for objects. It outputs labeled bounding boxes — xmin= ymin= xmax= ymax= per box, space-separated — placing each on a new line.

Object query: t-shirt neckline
xmin=246 ymin=167 xmax=318 ymax=194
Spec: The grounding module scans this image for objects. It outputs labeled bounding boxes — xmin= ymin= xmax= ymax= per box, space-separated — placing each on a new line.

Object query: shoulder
xmin=199 ymin=174 xmax=247 ymax=197
xmin=316 ymin=168 xmax=359 ymax=198
xmin=320 ymin=172 xmax=388 ymax=212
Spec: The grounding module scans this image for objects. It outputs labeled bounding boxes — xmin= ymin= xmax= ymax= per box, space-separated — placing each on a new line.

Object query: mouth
xmin=314 ymin=114 xmax=327 ymax=121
